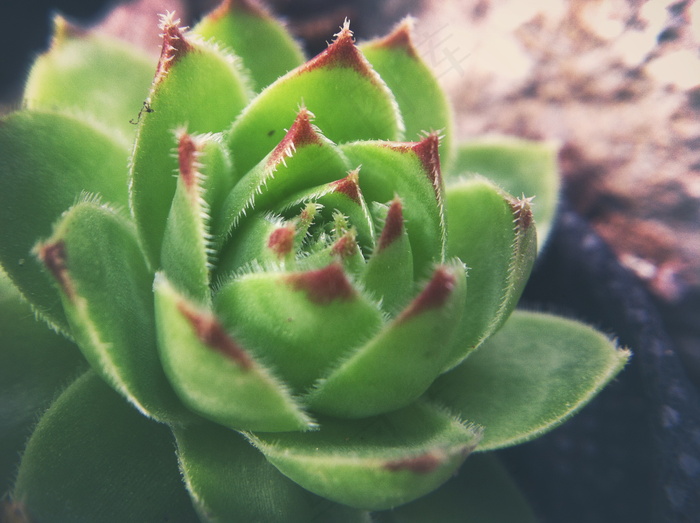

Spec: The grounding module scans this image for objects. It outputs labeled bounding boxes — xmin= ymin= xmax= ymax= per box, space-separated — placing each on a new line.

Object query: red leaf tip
xmin=177 ymin=131 xmax=200 ymax=190
xmin=413 ymin=132 xmax=442 ymax=195
xmin=285 ymin=264 xmax=356 ymax=304
xmin=400 ymin=266 xmax=456 ymax=321
xmin=178 ymin=302 xmax=253 ymax=370
xmin=377 ymin=198 xmax=404 ymax=251
xmin=299 ymin=20 xmax=373 ymax=75
xmin=329 ymin=168 xmax=362 ymax=205
xmin=384 ymin=452 xmax=442 ymax=474
xmin=268 ymin=107 xmax=323 ymax=168
xmin=268 ymin=225 xmax=296 ymax=257
xmin=370 ymin=17 xmax=420 ymax=59
xmin=511 ymin=196 xmax=534 ymax=231
xmin=155 ymin=12 xmax=191 ymax=81
xmin=36 ymin=240 xmax=74 ymax=300
xmin=331 ymin=230 xmax=359 ymax=258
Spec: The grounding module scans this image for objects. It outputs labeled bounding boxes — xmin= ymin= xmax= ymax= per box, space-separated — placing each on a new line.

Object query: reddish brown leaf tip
xmin=37 ymin=241 xmax=74 ymax=300
xmin=177 ymin=132 xmax=199 ymax=190
xmin=377 ymin=198 xmax=404 ymax=251
xmin=179 ymin=303 xmax=253 ymax=370
xmin=299 ymin=20 xmax=370 ymax=75
xmin=155 ymin=12 xmax=192 ymax=82
xmin=286 ymin=264 xmax=355 ymax=304
xmin=368 ymin=17 xmax=419 ymax=59
xmin=331 ymin=231 xmax=358 ymax=258
xmin=400 ymin=266 xmax=456 ymax=321
xmin=52 ymin=15 xmax=87 ymax=47
xmin=384 ymin=452 xmax=442 ymax=474
xmin=511 ymin=196 xmax=534 ymax=231
xmin=329 ymin=169 xmax=362 ymax=205
xmin=413 ymin=132 xmax=442 ymax=195
xmin=268 ymin=225 xmax=296 ymax=257
xmin=268 ymin=108 xmax=323 ymax=167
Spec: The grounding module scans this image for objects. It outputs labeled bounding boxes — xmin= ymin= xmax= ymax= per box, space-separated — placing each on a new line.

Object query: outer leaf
xmin=451 ymin=138 xmax=560 ymax=245
xmin=173 ymin=422 xmax=370 ymax=522
xmin=37 ymin=201 xmax=188 ymax=425
xmin=24 ymin=16 xmax=154 ymax=140
xmin=341 ymin=134 xmax=445 ymax=278
xmin=0 ymin=270 xmax=85 ymax=494
xmin=194 ymin=0 xmax=305 ymax=91
xmin=0 ymin=110 xmax=129 ymax=334
xmin=361 ymin=19 xmax=453 ymax=165
xmin=305 ymin=261 xmax=466 ymax=418
xmin=214 ymin=264 xmax=384 ymax=393
xmin=428 ymin=310 xmax=630 ymax=451
xmin=154 ymin=274 xmax=316 ymax=432
xmin=443 ymin=177 xmax=536 ymax=368
xmin=129 ymin=15 xmax=252 ymax=267
xmin=248 ymin=401 xmax=481 ymax=511
xmin=226 ymin=22 xmax=404 ymax=177
xmin=374 ymin=454 xmax=537 ymax=523
xmin=12 ymin=371 xmax=198 ymax=523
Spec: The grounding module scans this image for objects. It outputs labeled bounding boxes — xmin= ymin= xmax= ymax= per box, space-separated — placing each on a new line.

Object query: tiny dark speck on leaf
xmin=267 ymin=129 xmax=275 ymax=137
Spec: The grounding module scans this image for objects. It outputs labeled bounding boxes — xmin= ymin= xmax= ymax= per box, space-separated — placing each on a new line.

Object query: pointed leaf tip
xmin=36 ymin=241 xmax=74 ymax=300
xmin=329 ymin=169 xmax=362 ymax=205
xmin=299 ymin=20 xmax=372 ymax=75
xmin=372 ymin=17 xmax=419 ymax=59
xmin=155 ymin=12 xmax=192 ymax=82
xmin=377 ymin=198 xmax=404 ymax=251
xmin=331 ymin=230 xmax=359 ymax=258
xmin=267 ymin=225 xmax=295 ymax=257
xmin=178 ymin=302 xmax=253 ymax=370
xmin=511 ymin=196 xmax=535 ymax=231
xmin=285 ymin=264 xmax=356 ymax=304
xmin=267 ymin=108 xmax=323 ymax=168
xmin=414 ymin=132 xmax=443 ymax=195
xmin=177 ymin=131 xmax=199 ymax=190
xmin=400 ymin=266 xmax=456 ymax=321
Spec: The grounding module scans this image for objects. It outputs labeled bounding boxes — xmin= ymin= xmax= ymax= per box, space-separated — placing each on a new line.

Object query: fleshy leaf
xmin=154 ymin=274 xmax=316 ymax=432
xmin=129 ymin=13 xmax=252 ymax=267
xmin=0 ymin=270 xmax=85 ymax=494
xmin=0 ymin=110 xmax=130 ymax=334
xmin=173 ymin=421 xmax=370 ymax=522
xmin=451 ymin=138 xmax=560 ymax=246
xmin=248 ymin=401 xmax=481 ymax=510
xmin=226 ymin=21 xmax=404 ymax=177
xmin=341 ymin=134 xmax=446 ymax=278
xmin=214 ymin=264 xmax=384 ymax=393
xmin=161 ymin=131 xmax=232 ymax=302
xmin=194 ymin=0 xmax=305 ymax=91
xmin=361 ymin=18 xmax=453 ymax=165
xmin=305 ymin=260 xmax=466 ymax=418
xmin=24 ymin=16 xmax=154 ymax=140
xmin=443 ymin=177 xmax=536 ymax=368
xmin=36 ymin=201 xmax=188 ymax=425
xmin=374 ymin=454 xmax=537 ymax=522
xmin=428 ymin=310 xmax=630 ymax=451
xmin=12 ymin=371 xmax=198 ymax=523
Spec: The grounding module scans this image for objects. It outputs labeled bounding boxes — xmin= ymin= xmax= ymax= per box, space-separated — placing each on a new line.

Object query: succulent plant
xmin=0 ymin=1 xmax=630 ymax=521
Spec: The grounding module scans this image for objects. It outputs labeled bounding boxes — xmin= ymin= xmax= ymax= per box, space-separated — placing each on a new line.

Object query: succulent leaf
xmin=248 ymin=401 xmax=481 ymax=510
xmin=0 ymin=110 xmax=130 ymax=333
xmin=129 ymin=13 xmax=253 ymax=267
xmin=173 ymin=421 xmax=371 ymax=522
xmin=443 ymin=177 xmax=536 ymax=367
xmin=23 ymin=15 xmax=155 ymax=141
xmin=428 ymin=311 xmax=630 ymax=450
xmin=36 ymin=201 xmax=189 ymax=425
xmin=225 ymin=21 xmax=404 ymax=178
xmin=12 ymin=371 xmax=198 ymax=523
xmin=193 ymin=0 xmax=306 ymax=91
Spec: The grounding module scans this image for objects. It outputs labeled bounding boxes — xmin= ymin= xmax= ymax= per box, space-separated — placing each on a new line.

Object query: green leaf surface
xmin=0 ymin=110 xmax=129 ymax=334
xmin=0 ymin=270 xmax=85 ymax=495
xmin=174 ymin=422 xmax=370 ymax=523
xmin=428 ymin=310 xmax=630 ymax=451
xmin=24 ymin=16 xmax=154 ymax=141
xmin=215 ymin=264 xmax=384 ymax=393
xmin=194 ymin=0 xmax=305 ymax=91
xmin=361 ymin=19 xmax=453 ymax=165
xmin=444 ymin=178 xmax=536 ymax=367
xmin=305 ymin=260 xmax=466 ymax=418
xmin=129 ymin=18 xmax=252 ymax=267
xmin=12 ymin=371 xmax=198 ymax=523
xmin=39 ymin=201 xmax=188 ymax=425
xmin=374 ymin=454 xmax=538 ymax=523
xmin=226 ymin=23 xmax=403 ymax=177
xmin=450 ymin=138 xmax=560 ymax=246
xmin=341 ymin=137 xmax=445 ymax=278
xmin=154 ymin=274 xmax=316 ymax=432
xmin=249 ymin=401 xmax=481 ymax=511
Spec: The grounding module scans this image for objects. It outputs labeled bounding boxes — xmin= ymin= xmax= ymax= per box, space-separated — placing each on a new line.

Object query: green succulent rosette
xmin=0 ymin=2 xmax=629 ymax=521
